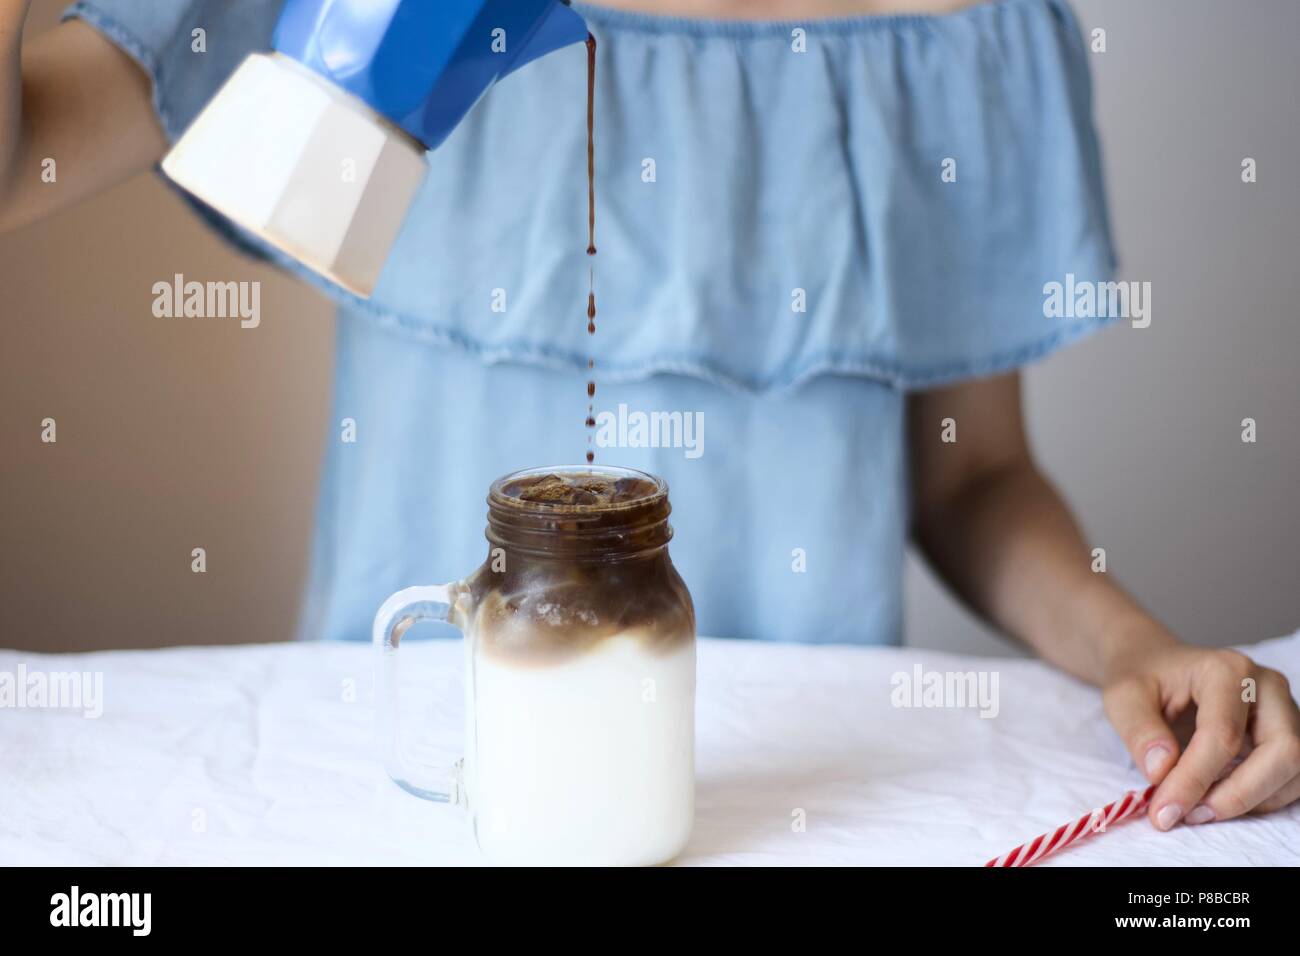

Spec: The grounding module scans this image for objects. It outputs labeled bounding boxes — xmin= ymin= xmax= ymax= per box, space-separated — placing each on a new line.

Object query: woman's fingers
xmin=1190 ymin=669 xmax=1300 ymax=822
xmin=1254 ymin=774 xmax=1300 ymax=814
xmin=1103 ymin=647 xmax=1300 ymax=826
xmin=1102 ymin=674 xmax=1179 ymax=783
xmin=1149 ymin=650 xmax=1253 ymax=830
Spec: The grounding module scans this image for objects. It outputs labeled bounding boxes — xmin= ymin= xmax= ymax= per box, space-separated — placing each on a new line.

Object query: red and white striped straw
xmin=984 ymin=784 xmax=1156 ymax=867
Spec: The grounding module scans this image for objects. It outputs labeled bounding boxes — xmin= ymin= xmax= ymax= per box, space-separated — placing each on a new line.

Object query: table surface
xmin=3 ymin=631 xmax=1298 ymax=866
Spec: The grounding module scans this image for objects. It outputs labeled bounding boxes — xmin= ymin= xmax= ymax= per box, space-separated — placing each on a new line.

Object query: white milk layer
xmin=466 ymin=634 xmax=695 ymax=866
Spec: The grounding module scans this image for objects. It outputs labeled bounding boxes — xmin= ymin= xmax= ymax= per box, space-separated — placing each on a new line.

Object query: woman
xmin=2 ymin=0 xmax=1297 ymax=831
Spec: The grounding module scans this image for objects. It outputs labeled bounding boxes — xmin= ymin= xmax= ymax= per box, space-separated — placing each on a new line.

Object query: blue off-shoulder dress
xmin=66 ymin=0 xmax=1117 ymax=645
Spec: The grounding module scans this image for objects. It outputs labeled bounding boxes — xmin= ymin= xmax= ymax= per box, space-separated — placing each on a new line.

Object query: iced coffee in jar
xmin=373 ymin=465 xmax=696 ymax=866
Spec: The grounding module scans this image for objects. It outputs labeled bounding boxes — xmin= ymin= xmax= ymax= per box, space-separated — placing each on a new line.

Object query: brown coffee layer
xmin=487 ymin=467 xmax=674 ymax=559
xmin=465 ymin=555 xmax=694 ymax=666
xmin=467 ymin=466 xmax=695 ymax=665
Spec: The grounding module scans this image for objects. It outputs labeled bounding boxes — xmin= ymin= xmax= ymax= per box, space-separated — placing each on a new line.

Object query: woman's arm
xmin=909 ymin=373 xmax=1300 ymax=827
xmin=907 ymin=372 xmax=1155 ymax=682
xmin=0 ymin=4 xmax=165 ymax=232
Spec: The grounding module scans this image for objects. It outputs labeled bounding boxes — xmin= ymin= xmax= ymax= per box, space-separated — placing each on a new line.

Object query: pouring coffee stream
xmin=585 ymin=32 xmax=598 ymax=465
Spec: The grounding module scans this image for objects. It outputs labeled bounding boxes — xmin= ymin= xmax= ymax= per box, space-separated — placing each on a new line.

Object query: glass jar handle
xmin=372 ymin=584 xmax=467 ymax=806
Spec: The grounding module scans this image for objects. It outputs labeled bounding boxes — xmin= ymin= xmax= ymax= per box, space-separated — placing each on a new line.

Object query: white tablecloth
xmin=2 ymin=632 xmax=1298 ymax=866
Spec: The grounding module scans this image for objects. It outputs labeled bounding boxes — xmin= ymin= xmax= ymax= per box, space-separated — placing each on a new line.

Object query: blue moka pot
xmin=161 ymin=0 xmax=589 ymax=296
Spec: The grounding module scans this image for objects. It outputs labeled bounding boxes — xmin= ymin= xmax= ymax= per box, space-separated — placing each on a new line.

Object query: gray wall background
xmin=909 ymin=0 xmax=1300 ymax=655
xmin=2 ymin=1 xmax=1297 ymax=652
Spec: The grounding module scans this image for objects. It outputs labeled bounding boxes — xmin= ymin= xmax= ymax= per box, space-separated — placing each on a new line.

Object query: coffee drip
xmin=584 ymin=33 xmax=597 ymax=464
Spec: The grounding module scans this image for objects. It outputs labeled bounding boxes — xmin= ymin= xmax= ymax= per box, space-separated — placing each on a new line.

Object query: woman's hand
xmin=906 ymin=375 xmax=1300 ymax=827
xmin=1103 ymin=630 xmax=1300 ymax=829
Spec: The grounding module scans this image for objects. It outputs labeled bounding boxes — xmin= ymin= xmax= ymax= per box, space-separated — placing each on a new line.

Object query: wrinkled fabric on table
xmin=2 ymin=632 xmax=1297 ymax=866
